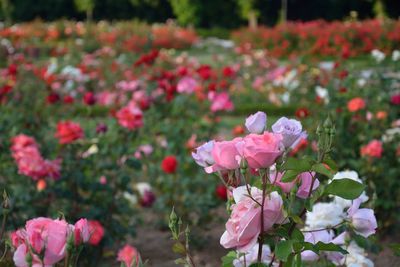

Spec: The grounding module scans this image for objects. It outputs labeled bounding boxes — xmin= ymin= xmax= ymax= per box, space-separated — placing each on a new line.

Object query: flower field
xmin=0 ymin=19 xmax=399 ymax=267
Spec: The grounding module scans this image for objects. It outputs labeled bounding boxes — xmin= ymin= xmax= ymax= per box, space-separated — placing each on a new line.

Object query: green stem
xmin=64 ymin=252 xmax=70 ymax=267
xmin=257 ymin=170 xmax=268 ymax=263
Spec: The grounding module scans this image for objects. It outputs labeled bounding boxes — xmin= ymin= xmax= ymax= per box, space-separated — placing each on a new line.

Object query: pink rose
xmin=10 ymin=134 xmax=38 ymax=152
xmin=74 ymin=218 xmax=90 ymax=245
xmin=205 ymin=138 xmax=243 ymax=173
xmin=296 ymin=172 xmax=320 ymax=199
xmin=97 ymin=91 xmax=118 ymax=106
xmin=12 ymin=218 xmax=69 ymax=267
xmin=245 ymin=111 xmax=267 ymax=134
xmin=13 ymin=244 xmax=36 ymax=267
xmin=208 ymin=92 xmax=234 ymax=113
xmin=269 ymin=171 xmax=296 ymax=193
xmin=11 ymin=230 xmax=26 ymax=249
xmin=116 ymin=106 xmax=143 ymax=130
xmin=11 ymin=134 xmax=62 ymax=180
xmin=177 ymin=76 xmax=198 ymax=94
xmin=192 ymin=140 xmax=215 ymax=168
xmin=26 ymin=218 xmax=69 ymax=265
xmin=243 ymin=132 xmax=284 ymax=169
xmin=117 ymin=244 xmax=140 ymax=267
xmin=220 ymin=186 xmax=283 ymax=252
xmin=348 ymin=198 xmax=377 ymax=238
xmin=269 ymin=171 xmax=319 ymax=199
xmin=360 ymin=139 xmax=383 ymax=158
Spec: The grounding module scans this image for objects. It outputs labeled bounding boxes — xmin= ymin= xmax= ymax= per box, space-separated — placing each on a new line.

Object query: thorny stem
xmin=282 ymin=144 xmax=331 ymax=266
xmin=269 ymin=253 xmax=276 ymax=267
xmin=74 ymin=247 xmax=83 ymax=267
xmin=257 ymin=170 xmax=268 ymax=263
xmin=242 ymin=171 xmax=262 ymax=206
xmin=64 ymin=252 xmax=70 ymax=267
xmin=0 ymin=211 xmax=7 ymax=246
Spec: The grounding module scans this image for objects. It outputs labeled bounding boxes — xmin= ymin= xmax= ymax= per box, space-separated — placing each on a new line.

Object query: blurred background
xmin=1 ymin=0 xmax=400 ymax=28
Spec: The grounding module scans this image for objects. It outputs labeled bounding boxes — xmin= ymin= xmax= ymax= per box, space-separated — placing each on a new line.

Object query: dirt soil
xmin=132 ymin=209 xmax=399 ymax=267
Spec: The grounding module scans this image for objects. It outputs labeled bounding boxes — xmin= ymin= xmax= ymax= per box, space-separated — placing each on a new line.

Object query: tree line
xmin=1 ymin=0 xmax=399 ymax=28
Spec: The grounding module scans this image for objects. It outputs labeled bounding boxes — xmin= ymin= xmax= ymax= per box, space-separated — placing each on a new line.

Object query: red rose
xmin=161 ymin=155 xmax=178 ymax=174
xmin=87 ymin=220 xmax=105 ymax=246
xmin=222 ymin=66 xmax=235 ymax=77
xmin=232 ymin=125 xmax=245 ymax=136
xmin=347 ymin=97 xmax=366 ymax=112
xmin=391 ymin=94 xmax=400 ymax=105
xmin=63 ymin=95 xmax=74 ymax=104
xmin=83 ymin=92 xmax=96 ymax=105
xmin=295 ymin=107 xmax=310 ymax=119
xmin=215 ymin=185 xmax=227 ymax=201
xmin=339 ymin=70 xmax=348 ymax=79
xmin=46 ymin=93 xmax=60 ymax=104
xmin=55 ymin=121 xmax=84 ymax=144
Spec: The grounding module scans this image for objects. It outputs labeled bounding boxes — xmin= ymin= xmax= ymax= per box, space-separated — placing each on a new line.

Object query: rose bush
xmin=176 ymin=111 xmax=378 ymax=266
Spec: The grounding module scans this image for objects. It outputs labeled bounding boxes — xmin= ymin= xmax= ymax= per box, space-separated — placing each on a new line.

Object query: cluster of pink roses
xmin=11 ymin=134 xmax=61 ymax=181
xmin=11 ymin=217 xmax=90 ymax=267
xmin=193 ymin=111 xmax=305 ymax=174
xmin=192 ymin=111 xmax=378 ymax=265
xmin=192 ymin=112 xmax=311 ymax=251
xmin=10 ymin=217 xmax=140 ymax=267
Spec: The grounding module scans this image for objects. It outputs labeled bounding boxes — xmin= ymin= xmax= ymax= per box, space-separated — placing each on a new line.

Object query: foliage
xmin=169 ymin=0 xmax=199 ymax=26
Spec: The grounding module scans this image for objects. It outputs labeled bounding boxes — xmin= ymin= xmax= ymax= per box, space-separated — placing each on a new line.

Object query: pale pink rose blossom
xmin=208 ymin=92 xmax=234 ymax=113
xmin=245 ymin=112 xmax=267 ymax=134
xmin=296 ymin=172 xmax=320 ymax=199
xmin=117 ymin=244 xmax=140 ymax=267
xmin=348 ymin=198 xmax=377 ymax=237
xmin=74 ymin=218 xmax=90 ymax=245
xmin=243 ymin=132 xmax=284 ymax=169
xmin=177 ymin=76 xmax=198 ymax=94
xmin=205 ymin=138 xmax=244 ymax=173
xmin=220 ymin=186 xmax=283 ymax=252
xmin=116 ymin=106 xmax=143 ymax=130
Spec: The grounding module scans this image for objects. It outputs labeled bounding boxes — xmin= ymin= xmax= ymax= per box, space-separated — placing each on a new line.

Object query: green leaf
xmin=281 ymin=170 xmax=301 ymax=183
xmin=275 ymin=226 xmax=290 ymax=239
xmin=221 ymin=251 xmax=237 ymax=267
xmin=301 ymin=242 xmax=320 ymax=254
xmin=314 ymin=242 xmax=348 ymax=254
xmin=126 ymin=158 xmax=142 ymax=170
xmin=275 ymin=240 xmax=293 ymax=261
xmin=291 ymin=215 xmax=303 ymax=226
xmin=295 ymin=253 xmax=302 ymax=267
xmin=324 ymin=157 xmax=338 ymax=172
xmin=283 ymin=253 xmax=294 ymax=267
xmin=311 ymin=163 xmax=334 ymax=179
xmin=282 ymin=158 xmax=313 ymax=172
xmin=249 ymin=263 xmax=268 ymax=267
xmin=291 ymin=228 xmax=304 ymax=242
xmin=324 ymin=179 xmax=365 ymax=200
xmin=292 ymin=242 xmax=304 ymax=253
